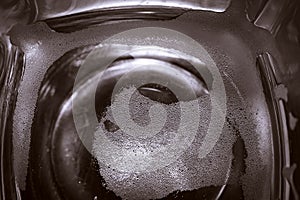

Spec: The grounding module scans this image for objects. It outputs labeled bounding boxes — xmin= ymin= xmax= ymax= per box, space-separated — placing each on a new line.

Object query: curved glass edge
xmin=0 ymin=35 xmax=25 ymax=200
xmin=44 ymin=7 xmax=189 ymax=33
xmin=257 ymin=52 xmax=299 ymax=200
xmin=248 ymin=0 xmax=300 ymax=197
xmin=35 ymin=0 xmax=231 ymax=20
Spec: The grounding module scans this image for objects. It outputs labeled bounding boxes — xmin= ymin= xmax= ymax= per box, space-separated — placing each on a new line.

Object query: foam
xmin=93 ymin=86 xmax=235 ymax=200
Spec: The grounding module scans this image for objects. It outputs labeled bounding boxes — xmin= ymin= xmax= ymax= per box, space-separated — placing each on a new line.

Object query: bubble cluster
xmin=93 ymin=87 xmax=234 ymax=200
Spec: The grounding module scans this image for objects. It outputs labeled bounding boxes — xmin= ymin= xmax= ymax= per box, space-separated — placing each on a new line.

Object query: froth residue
xmin=92 ymin=70 xmax=273 ymax=200
xmin=93 ymin=86 xmax=235 ymax=200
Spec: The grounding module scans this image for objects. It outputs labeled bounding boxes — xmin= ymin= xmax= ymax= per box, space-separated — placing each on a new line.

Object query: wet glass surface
xmin=0 ymin=0 xmax=300 ymax=199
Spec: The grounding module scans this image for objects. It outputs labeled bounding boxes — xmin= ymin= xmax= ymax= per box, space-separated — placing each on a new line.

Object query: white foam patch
xmin=93 ymin=87 xmax=235 ymax=200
